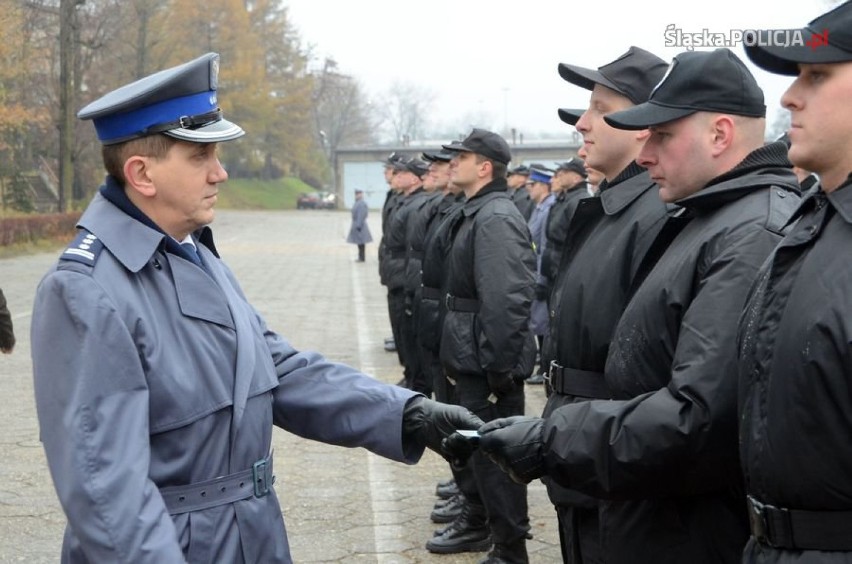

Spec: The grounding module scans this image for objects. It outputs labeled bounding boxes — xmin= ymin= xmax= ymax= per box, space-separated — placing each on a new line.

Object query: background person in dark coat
xmin=468 ymin=48 xmax=802 ymax=564
xmin=0 ymin=288 xmax=14 ymax=354
xmin=346 ymin=189 xmax=372 ymax=262
xmin=737 ymin=3 xmax=852 ymax=562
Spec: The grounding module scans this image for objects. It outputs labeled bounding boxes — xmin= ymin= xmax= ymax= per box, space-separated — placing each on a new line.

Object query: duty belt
xmin=747 ymin=495 xmax=852 ymax=551
xmin=421 ymin=286 xmax=442 ymax=300
xmin=160 ymin=452 xmax=275 ymax=515
xmin=546 ymin=361 xmax=611 ymax=399
xmin=445 ymin=294 xmax=480 ymax=313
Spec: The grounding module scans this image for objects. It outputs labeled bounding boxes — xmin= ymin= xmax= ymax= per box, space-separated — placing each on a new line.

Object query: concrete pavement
xmin=0 ymin=209 xmax=559 ymax=563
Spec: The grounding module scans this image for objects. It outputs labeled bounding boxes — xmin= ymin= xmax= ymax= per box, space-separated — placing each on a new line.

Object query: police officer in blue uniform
xmin=30 ymin=52 xmax=483 ymax=564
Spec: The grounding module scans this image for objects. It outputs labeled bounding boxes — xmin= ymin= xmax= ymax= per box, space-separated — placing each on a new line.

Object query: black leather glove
xmin=403 ymin=397 xmax=484 ymax=461
xmin=442 ymin=431 xmax=479 ymax=468
xmin=486 ymin=371 xmax=515 ymax=397
xmin=479 ymin=416 xmax=546 ymax=484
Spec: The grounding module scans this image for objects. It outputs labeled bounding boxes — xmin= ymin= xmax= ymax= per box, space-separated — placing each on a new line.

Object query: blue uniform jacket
xmin=31 ymin=190 xmax=421 ymax=563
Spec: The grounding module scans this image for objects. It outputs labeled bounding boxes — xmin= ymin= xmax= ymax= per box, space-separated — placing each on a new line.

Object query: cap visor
xmin=557 ymin=63 xmax=621 ymax=93
xmin=164 ymin=118 xmax=245 ymax=143
xmin=441 ymin=141 xmax=471 ymax=153
xmin=604 ymin=102 xmax=695 ymax=130
xmin=557 ymin=108 xmax=584 ymax=126
xmin=745 ymin=40 xmax=851 ymax=76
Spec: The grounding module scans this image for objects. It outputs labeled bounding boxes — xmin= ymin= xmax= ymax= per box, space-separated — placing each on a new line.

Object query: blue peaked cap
xmin=78 ymin=53 xmax=244 ymax=145
xmin=529 ymin=168 xmax=553 ymax=184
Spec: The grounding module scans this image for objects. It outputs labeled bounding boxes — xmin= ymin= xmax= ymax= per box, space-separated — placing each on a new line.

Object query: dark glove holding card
xmin=479 ymin=416 xmax=546 ymax=485
xmin=403 ymin=397 xmax=483 ymax=462
xmin=441 ymin=429 xmax=480 ymax=468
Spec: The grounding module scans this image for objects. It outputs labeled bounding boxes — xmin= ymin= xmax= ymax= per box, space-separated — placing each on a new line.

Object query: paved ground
xmin=0 ymin=209 xmax=559 ymax=563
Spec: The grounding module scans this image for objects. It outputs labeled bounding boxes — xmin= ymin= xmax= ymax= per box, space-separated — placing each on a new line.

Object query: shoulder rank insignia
xmin=60 ymin=230 xmax=104 ymax=267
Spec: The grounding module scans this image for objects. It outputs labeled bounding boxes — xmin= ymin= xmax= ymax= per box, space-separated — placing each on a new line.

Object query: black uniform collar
xmin=598 ymin=161 xmax=645 ymax=192
xmin=676 ymin=142 xmax=799 ymax=211
xmin=598 ymin=166 xmax=660 ymax=215
xmin=462 ymin=177 xmax=509 ymax=215
xmin=826 ymin=174 xmax=852 ymax=224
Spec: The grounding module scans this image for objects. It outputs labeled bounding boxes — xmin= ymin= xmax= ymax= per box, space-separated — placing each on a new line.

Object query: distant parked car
xmin=296 ymin=191 xmax=337 ymax=210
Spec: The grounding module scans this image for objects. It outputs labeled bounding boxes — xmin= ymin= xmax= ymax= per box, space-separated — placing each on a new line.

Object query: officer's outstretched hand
xmin=403 ymin=397 xmax=483 ymax=462
xmin=479 ymin=416 xmax=546 ymax=485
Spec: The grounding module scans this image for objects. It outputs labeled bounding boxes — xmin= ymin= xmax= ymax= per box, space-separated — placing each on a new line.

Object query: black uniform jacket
xmin=738 ymin=174 xmax=852 ymax=563
xmin=418 ymin=194 xmax=464 ymax=354
xmin=541 ymin=163 xmax=670 ymax=507
xmin=540 ymin=181 xmax=589 ymax=286
xmin=543 ymin=144 xmax=801 ymax=564
xmin=511 ymin=185 xmax=536 ymax=221
xmin=381 ymin=189 xmax=428 ymax=291
xmin=404 ymin=191 xmax=444 ymax=297
xmin=378 ymin=189 xmax=399 ymax=283
xmin=439 ymin=179 xmax=537 ymax=378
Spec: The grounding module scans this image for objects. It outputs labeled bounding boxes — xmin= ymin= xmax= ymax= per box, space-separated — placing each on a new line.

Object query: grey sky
xmin=286 ymin=0 xmax=831 ymax=138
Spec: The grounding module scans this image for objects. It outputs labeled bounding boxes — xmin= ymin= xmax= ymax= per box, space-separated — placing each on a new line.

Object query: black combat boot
xmin=478 ymin=538 xmax=529 ymax=564
xmin=435 ymin=478 xmax=459 ymax=499
xmin=425 ymin=502 xmax=491 ymax=554
xmin=431 ymin=493 xmax=465 ymax=523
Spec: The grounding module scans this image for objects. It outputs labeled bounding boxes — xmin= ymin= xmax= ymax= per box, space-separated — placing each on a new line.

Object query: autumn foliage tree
xmin=3 ymin=0 xmax=376 ymax=212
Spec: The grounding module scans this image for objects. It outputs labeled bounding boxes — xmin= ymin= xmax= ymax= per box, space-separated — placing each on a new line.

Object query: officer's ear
xmin=708 ymin=115 xmax=735 ymax=158
xmin=124 ymin=155 xmax=157 ymax=198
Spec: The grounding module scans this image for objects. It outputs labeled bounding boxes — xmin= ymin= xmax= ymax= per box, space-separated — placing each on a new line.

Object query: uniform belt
xmin=160 ymin=453 xmax=275 ymax=515
xmin=445 ymin=294 xmax=480 ymax=313
xmin=409 ymin=250 xmax=424 ymax=260
xmin=747 ymin=495 xmax=852 ymax=551
xmin=422 ymin=286 xmax=442 ymax=300
xmin=546 ymin=361 xmax=610 ymax=399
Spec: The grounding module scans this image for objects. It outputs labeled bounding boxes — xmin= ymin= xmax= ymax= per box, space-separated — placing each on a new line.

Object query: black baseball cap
xmin=558 ymin=46 xmax=669 ymax=105
xmin=422 ymin=149 xmax=454 ymax=162
xmin=745 ymin=2 xmax=852 ymax=76
xmin=557 ymin=108 xmax=584 ymax=126
xmin=604 ymin=49 xmax=765 ymax=131
xmin=394 ymin=156 xmax=430 ymax=177
xmin=508 ymin=164 xmax=530 ymax=176
xmin=442 ymin=128 xmax=512 ymax=165
xmin=556 ymin=158 xmax=587 ymax=178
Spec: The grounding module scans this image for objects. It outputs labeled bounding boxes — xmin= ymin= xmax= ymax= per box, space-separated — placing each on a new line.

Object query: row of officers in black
xmin=374 ymin=2 xmax=852 ymax=563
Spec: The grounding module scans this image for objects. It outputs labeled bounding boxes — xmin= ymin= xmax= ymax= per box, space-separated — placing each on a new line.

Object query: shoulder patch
xmin=60 ymin=230 xmax=104 ymax=267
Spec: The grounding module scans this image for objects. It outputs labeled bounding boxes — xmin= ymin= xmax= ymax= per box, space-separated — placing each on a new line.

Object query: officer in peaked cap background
xmin=30 ymin=52 xmax=483 ymax=563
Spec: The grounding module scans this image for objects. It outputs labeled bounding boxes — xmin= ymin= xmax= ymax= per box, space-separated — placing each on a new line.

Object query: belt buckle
xmin=747 ymin=495 xmax=772 ymax=546
xmin=445 ymin=295 xmax=454 ymax=310
xmin=544 ymin=360 xmax=557 ymax=384
xmin=252 ymin=456 xmax=272 ymax=498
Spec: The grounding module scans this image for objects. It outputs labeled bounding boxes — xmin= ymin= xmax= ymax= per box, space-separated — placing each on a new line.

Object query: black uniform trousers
xmin=386 ymin=288 xmax=407 ymax=370
xmin=447 ymin=369 xmax=530 ymax=546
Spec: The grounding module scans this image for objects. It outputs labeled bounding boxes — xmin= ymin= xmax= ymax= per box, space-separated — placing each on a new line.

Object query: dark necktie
xmin=181 ymin=242 xmax=203 ymax=267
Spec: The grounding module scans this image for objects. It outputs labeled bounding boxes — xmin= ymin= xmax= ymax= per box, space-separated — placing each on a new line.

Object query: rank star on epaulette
xmin=61 ymin=230 xmax=104 ymax=267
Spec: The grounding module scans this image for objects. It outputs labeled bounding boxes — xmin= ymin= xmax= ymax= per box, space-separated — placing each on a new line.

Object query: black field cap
xmin=78 ymin=53 xmax=244 ymax=145
xmin=558 ymin=46 xmax=669 ymax=105
xmin=442 ymin=128 xmax=512 ymax=165
xmin=745 ymin=2 xmax=852 ymax=76
xmin=422 ymin=149 xmax=454 ymax=162
xmin=384 ymin=151 xmax=405 ymax=166
xmin=556 ymin=158 xmax=587 ymax=177
xmin=508 ymin=164 xmax=530 ymax=176
xmin=395 ymin=156 xmax=430 ymax=177
xmin=557 ymin=108 xmax=584 ymax=126
xmin=604 ymin=49 xmax=766 ymax=130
